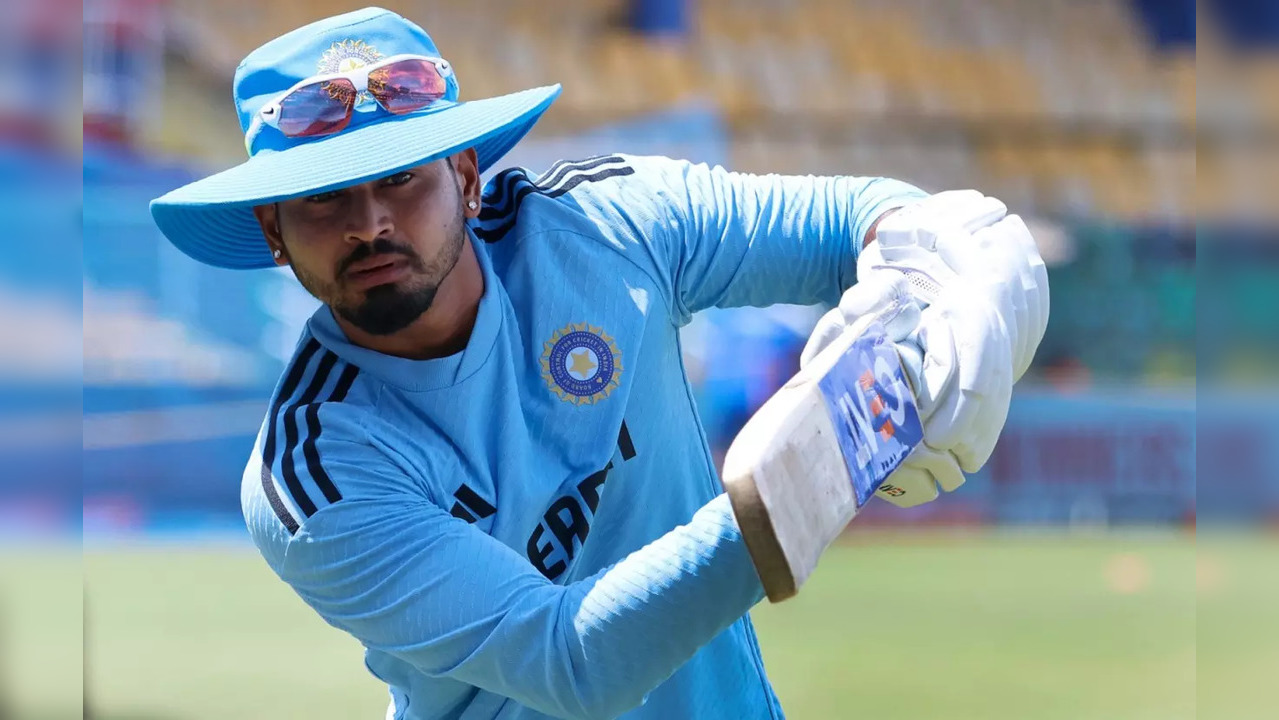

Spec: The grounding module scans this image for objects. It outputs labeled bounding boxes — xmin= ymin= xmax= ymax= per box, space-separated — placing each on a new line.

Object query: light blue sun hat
xmin=150 ymin=6 xmax=560 ymax=270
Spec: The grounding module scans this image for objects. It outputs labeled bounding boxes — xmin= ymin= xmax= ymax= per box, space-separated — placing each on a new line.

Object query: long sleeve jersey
xmin=242 ymin=154 xmax=927 ymax=720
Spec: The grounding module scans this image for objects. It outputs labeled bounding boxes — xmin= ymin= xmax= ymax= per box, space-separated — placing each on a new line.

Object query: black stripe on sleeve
xmin=474 ymin=180 xmax=539 ymax=240
xmin=279 ymin=350 xmax=339 ymax=517
xmin=260 ymin=468 xmax=301 ymax=535
xmin=617 ymin=421 xmax=636 ymax=462
xmin=478 ymin=168 xmax=526 ymax=221
xmin=533 ymin=157 xmax=572 ymax=186
xmin=328 ymin=362 xmax=360 ymax=402
xmin=474 ymin=164 xmax=636 ymax=244
xmin=454 ymin=484 xmax=497 ymax=519
xmin=300 ymin=363 xmax=360 ymax=506
xmin=534 ymin=154 xmax=625 ymax=193
xmin=449 ymin=502 xmax=478 ymax=523
xmin=262 ymin=338 xmax=322 ymax=465
xmin=477 ymin=156 xmax=625 ymax=223
xmin=259 ymin=338 xmax=323 ymax=534
xmin=549 ymin=166 xmax=635 ymax=197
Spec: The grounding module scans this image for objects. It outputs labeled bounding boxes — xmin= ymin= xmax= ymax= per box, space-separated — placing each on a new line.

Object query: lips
xmin=344 ymin=254 xmax=409 ymax=290
xmin=346 ymin=253 xmax=399 ymax=274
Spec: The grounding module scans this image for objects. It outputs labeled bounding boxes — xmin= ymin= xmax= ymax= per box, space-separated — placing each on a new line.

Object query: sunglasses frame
xmin=246 ymin=54 xmax=454 ymax=144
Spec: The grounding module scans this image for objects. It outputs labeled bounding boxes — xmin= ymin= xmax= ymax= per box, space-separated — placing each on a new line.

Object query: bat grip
xmin=896 ymin=340 xmax=924 ymax=398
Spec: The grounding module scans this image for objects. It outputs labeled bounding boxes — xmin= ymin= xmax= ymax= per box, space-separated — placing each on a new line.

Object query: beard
xmin=336 ymin=274 xmax=440 ymax=336
xmin=293 ymin=215 xmax=467 ymax=337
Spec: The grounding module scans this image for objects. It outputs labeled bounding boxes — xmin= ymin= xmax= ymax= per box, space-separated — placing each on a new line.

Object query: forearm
xmin=555 ymin=493 xmax=763 ymax=716
xmin=288 ymin=492 xmax=763 ymax=720
xmin=668 ymin=160 xmax=927 ymax=316
xmin=459 ymin=494 xmax=763 ymax=719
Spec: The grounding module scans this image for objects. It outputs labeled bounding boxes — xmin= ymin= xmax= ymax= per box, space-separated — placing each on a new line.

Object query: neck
xmin=334 ymin=238 xmax=484 ymax=360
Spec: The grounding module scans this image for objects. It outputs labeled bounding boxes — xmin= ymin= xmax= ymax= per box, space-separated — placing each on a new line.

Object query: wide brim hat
xmin=150 ymin=6 xmax=559 ymax=270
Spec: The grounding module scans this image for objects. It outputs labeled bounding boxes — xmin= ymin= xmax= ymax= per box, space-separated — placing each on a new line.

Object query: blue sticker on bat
xmin=816 ymin=322 xmax=924 ymax=507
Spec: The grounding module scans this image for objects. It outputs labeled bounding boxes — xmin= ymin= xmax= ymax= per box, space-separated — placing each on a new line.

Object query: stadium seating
xmin=154 ymin=0 xmax=1194 ymax=223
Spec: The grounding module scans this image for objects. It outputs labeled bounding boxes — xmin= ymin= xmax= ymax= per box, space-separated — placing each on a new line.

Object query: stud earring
xmin=272 ymin=249 xmax=282 ymax=259
xmin=467 ymin=200 xmax=478 ymax=210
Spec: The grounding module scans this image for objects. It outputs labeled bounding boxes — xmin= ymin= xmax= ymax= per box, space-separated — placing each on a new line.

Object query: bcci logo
xmin=541 ymin=323 xmax=623 ymax=405
xmin=318 ymin=39 xmax=382 ymax=74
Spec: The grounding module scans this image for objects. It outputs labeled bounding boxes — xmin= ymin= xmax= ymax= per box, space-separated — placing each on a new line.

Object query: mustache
xmin=338 ymin=237 xmax=421 ymax=277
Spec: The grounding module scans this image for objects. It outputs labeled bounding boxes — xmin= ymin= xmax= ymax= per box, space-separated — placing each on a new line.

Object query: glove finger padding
xmin=875 ymin=464 xmax=939 ymax=508
xmin=986 ymin=214 xmax=1051 ymax=348
xmin=875 ymin=443 xmax=965 ymax=508
xmin=963 ymin=220 xmax=1030 ymax=379
xmin=985 ymin=218 xmax=1038 ymax=379
xmin=914 ymin=289 xmax=1014 ymax=473
xmin=1005 ymin=216 xmax=1051 ymax=364
xmin=910 ymin=444 xmax=967 ymax=493
xmin=936 ymin=215 xmax=1048 ymax=381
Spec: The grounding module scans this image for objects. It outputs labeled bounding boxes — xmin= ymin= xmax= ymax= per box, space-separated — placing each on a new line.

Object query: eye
xmin=383 ymin=171 xmax=414 ymax=187
xmin=305 ymin=189 xmax=342 ymax=203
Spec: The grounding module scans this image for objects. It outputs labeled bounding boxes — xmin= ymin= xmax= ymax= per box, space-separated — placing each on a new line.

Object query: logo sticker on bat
xmin=817 ymin=322 xmax=924 ymax=507
xmin=878 ymin=483 xmax=908 ymax=498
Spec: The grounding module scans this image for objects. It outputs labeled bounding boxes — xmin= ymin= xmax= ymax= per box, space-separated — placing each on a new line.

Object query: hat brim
xmin=151 ymin=84 xmax=561 ymax=270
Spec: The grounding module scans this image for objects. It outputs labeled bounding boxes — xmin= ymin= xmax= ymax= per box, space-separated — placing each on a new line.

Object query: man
xmin=151 ymin=7 xmax=1045 ymax=720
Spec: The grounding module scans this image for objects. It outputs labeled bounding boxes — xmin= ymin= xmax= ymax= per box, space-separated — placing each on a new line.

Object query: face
xmin=255 ymin=152 xmax=479 ymax=336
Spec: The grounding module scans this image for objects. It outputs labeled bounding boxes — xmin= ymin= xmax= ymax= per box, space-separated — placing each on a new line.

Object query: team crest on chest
xmin=541 ymin=323 xmax=622 ymax=405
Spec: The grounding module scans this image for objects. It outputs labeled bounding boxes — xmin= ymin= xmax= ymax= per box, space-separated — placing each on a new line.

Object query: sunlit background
xmin=0 ymin=0 xmax=1275 ymax=718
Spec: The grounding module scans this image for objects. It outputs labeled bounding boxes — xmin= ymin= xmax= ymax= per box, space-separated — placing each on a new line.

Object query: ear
xmin=252 ymin=203 xmax=289 ymax=265
xmin=452 ymin=148 xmax=482 ymax=219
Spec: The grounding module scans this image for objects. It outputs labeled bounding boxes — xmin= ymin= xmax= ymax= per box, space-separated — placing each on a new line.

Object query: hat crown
xmin=151 ymin=6 xmax=560 ymax=271
xmin=233 ymin=7 xmax=459 ymax=154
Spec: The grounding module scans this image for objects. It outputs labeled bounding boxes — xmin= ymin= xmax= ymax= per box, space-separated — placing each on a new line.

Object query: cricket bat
xmin=723 ymin=320 xmax=924 ymax=603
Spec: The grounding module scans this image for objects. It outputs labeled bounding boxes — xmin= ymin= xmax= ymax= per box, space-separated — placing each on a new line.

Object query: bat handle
xmin=896 ymin=340 xmax=924 ymax=398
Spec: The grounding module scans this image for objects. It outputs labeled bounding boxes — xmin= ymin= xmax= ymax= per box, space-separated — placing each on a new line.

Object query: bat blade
xmin=723 ymin=321 xmax=923 ymax=602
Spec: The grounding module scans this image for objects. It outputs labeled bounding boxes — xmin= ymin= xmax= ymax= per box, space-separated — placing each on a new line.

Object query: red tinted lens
xmin=277 ymin=79 xmax=357 ymax=137
xmin=368 ymin=59 xmax=447 ymax=114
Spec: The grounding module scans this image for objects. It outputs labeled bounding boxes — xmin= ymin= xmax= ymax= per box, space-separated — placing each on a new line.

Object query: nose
xmin=343 ymin=186 xmax=394 ymax=245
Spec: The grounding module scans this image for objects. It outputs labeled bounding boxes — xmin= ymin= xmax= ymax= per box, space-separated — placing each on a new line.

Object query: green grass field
xmin=8 ymin=532 xmax=1276 ymax=719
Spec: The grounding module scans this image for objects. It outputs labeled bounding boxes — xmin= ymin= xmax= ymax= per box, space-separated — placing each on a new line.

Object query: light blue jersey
xmin=242 ymin=154 xmax=926 ymax=720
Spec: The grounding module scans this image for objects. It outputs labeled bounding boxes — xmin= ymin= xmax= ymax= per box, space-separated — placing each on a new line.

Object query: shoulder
xmin=240 ymin=333 xmax=419 ymax=557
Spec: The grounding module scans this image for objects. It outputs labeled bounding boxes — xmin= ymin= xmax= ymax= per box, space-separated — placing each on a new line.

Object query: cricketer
xmin=150 ymin=7 xmax=1047 ymax=720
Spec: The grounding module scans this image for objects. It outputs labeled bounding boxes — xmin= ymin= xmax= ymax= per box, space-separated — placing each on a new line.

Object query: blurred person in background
xmin=149 ymin=7 xmax=1046 ymax=720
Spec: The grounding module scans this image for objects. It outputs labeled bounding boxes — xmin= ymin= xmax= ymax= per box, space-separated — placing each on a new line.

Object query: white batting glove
xmin=799 ymin=274 xmax=968 ymax=508
xmin=800 ymin=188 xmax=1051 ymax=508
xmin=860 ymin=190 xmax=1049 ymax=381
xmin=859 ymin=191 xmax=1048 ymax=477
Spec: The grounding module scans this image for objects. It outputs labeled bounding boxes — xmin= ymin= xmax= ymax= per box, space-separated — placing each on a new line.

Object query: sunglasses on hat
xmin=246 ymin=54 xmax=453 ymax=143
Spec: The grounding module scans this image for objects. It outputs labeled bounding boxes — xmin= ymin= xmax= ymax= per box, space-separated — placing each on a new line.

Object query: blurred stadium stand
xmin=142 ymin=0 xmax=1196 ymax=224
xmin=66 ymin=0 xmax=1278 ymax=531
